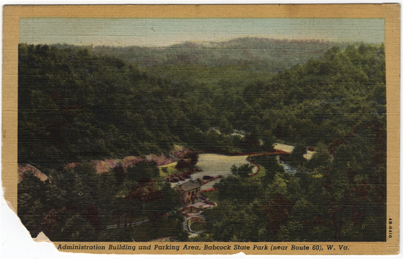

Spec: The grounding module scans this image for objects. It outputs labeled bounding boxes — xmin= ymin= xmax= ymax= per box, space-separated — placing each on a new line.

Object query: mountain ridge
xmin=52 ymin=37 xmax=349 ymax=76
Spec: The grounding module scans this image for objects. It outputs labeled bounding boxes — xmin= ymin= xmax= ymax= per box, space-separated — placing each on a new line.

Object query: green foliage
xmin=18 ymin=158 xmax=183 ymax=241
xmin=253 ymin=155 xmax=285 ymax=186
xmin=126 ymin=161 xmax=159 ymax=182
xmin=18 ymin=42 xmax=386 ymax=242
xmin=203 ymin=200 xmax=266 ymax=242
xmin=216 ymin=175 xmax=263 ymax=204
xmin=230 ymin=163 xmax=254 ymax=178
xmin=201 ymin=120 xmax=386 ymax=242
xmin=287 ymin=143 xmax=306 ymax=169
xmin=59 ymin=38 xmax=345 ymax=81
xmin=306 ymin=142 xmax=331 ymax=170
xmin=127 ymin=213 xmax=188 ymax=242
xmin=18 ymin=44 xmax=208 ymax=166
xmin=190 ymin=222 xmax=206 ymax=232
xmin=18 ymin=172 xmax=47 ymax=238
xmin=19 ymin=42 xmax=386 ymax=164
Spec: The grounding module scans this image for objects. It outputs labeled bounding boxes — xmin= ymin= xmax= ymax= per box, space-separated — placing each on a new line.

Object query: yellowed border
xmin=2 ymin=4 xmax=400 ymax=255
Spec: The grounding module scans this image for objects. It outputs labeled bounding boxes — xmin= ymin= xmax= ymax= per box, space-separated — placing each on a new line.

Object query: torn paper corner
xmin=33 ymin=232 xmax=52 ymax=243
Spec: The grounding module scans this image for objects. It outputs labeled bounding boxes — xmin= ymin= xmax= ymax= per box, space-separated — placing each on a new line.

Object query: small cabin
xmin=177 ymin=180 xmax=201 ymax=205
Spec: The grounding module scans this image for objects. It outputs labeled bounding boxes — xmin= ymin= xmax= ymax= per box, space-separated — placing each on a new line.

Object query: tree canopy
xmin=18 ymin=41 xmax=386 ymax=242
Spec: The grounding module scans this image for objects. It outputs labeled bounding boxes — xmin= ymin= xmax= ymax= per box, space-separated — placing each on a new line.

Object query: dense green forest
xmin=19 ymin=161 xmax=188 ymax=241
xmin=53 ymin=38 xmax=346 ymax=84
xmin=18 ymin=41 xmax=384 ymax=167
xmin=18 ymin=41 xmax=386 ymax=242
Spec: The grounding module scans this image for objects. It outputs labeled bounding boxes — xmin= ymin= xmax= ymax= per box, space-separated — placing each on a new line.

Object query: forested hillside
xmin=195 ymin=43 xmax=386 ymax=242
xmin=18 ymin=42 xmax=386 ymax=241
xmin=19 ymin=44 xmax=211 ymax=167
xmin=53 ymin=38 xmax=346 ymax=84
xmin=19 ymin=42 xmax=385 ymax=168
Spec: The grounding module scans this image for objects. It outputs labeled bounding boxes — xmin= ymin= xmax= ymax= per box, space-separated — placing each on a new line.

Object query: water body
xmin=282 ymin=162 xmax=296 ymax=175
xmin=169 ymin=154 xmax=251 ymax=189
xmin=191 ymin=154 xmax=257 ymax=190
xmin=174 ymin=147 xmax=301 ymax=189
xmin=192 ymin=154 xmax=251 ymax=179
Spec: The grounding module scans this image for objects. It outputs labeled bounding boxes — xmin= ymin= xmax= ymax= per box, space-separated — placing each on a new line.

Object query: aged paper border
xmin=2 ymin=4 xmax=400 ymax=255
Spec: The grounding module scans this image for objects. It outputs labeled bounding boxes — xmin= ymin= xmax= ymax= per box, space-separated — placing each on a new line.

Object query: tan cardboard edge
xmin=2 ymin=4 xmax=400 ymax=255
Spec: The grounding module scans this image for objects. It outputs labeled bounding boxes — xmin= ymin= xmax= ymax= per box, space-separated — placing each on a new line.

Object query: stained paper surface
xmin=2 ymin=4 xmax=400 ymax=255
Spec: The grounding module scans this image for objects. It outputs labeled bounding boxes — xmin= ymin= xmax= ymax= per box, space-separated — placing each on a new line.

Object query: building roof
xmin=178 ymin=180 xmax=201 ymax=192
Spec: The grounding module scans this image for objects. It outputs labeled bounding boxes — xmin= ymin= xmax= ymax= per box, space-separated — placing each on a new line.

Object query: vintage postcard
xmin=2 ymin=4 xmax=400 ymax=255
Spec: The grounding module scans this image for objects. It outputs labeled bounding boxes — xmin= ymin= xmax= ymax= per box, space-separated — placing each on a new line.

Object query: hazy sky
xmin=20 ymin=18 xmax=384 ymax=46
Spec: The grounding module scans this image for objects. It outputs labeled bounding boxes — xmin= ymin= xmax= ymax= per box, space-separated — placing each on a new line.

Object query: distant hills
xmin=52 ymin=37 xmax=348 ymax=82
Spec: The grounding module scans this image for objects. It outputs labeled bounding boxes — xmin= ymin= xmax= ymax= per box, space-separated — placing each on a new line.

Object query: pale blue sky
xmin=20 ymin=18 xmax=384 ymax=46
